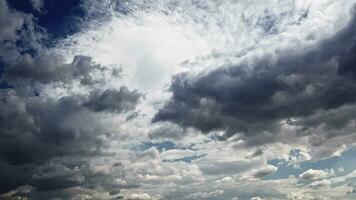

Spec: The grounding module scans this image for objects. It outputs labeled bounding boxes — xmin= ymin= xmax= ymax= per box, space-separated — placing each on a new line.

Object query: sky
xmin=0 ymin=0 xmax=356 ymax=199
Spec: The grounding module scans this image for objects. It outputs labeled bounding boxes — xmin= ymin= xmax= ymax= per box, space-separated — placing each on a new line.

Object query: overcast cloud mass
xmin=0 ymin=0 xmax=356 ymax=199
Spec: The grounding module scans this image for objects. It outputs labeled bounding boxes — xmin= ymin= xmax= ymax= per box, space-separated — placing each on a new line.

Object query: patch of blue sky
xmin=8 ymin=0 xmax=85 ymax=42
xmin=264 ymin=148 xmax=356 ymax=180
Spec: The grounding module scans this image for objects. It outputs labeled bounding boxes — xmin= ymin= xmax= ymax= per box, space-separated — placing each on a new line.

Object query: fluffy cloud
xmin=85 ymin=87 xmax=140 ymax=113
xmin=250 ymin=197 xmax=263 ymax=200
xmin=0 ymin=67 xmax=139 ymax=197
xmin=0 ymin=88 xmax=139 ymax=163
xmin=184 ymin=189 xmax=224 ymax=199
xmin=299 ymin=169 xmax=331 ymax=182
xmin=154 ymin=2 xmax=356 ymax=157
xmin=126 ymin=193 xmax=157 ymax=200
xmin=5 ymin=54 xmax=102 ymax=84
xmin=252 ymin=165 xmax=278 ymax=178
xmin=0 ymin=0 xmax=141 ymax=198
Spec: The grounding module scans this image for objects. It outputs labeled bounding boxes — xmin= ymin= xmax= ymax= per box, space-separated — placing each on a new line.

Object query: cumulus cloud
xmin=0 ymin=0 xmax=141 ymax=198
xmin=5 ymin=54 xmax=102 ymax=84
xmin=0 ymin=82 xmax=140 ymax=166
xmin=85 ymin=87 xmax=141 ymax=113
xmin=299 ymin=169 xmax=331 ymax=182
xmin=126 ymin=193 xmax=157 ymax=200
xmin=252 ymin=165 xmax=278 ymax=178
xmin=154 ymin=2 xmax=356 ymax=157
xmin=250 ymin=197 xmax=263 ymax=200
xmin=0 ymin=71 xmax=138 ymax=197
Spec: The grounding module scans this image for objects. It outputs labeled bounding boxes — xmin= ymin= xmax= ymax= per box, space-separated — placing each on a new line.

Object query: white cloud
xmin=185 ymin=189 xmax=224 ymax=199
xmin=308 ymin=179 xmax=332 ymax=188
xmin=126 ymin=193 xmax=158 ymax=200
xmin=160 ymin=149 xmax=196 ymax=160
xmin=299 ymin=169 xmax=332 ymax=181
xmin=250 ymin=197 xmax=263 ymax=200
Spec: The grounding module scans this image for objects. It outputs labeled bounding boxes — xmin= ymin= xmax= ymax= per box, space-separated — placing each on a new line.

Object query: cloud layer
xmin=154 ymin=3 xmax=356 ymax=157
xmin=1 ymin=0 xmax=356 ymax=200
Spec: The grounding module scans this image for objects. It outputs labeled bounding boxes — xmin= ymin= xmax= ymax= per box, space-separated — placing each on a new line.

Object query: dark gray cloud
xmin=0 ymin=159 xmax=132 ymax=199
xmin=0 ymin=74 xmax=140 ymax=196
xmin=0 ymin=0 xmax=141 ymax=198
xmin=251 ymin=149 xmax=264 ymax=158
xmin=0 ymin=79 xmax=140 ymax=196
xmin=154 ymin=8 xmax=356 ymax=146
xmin=85 ymin=87 xmax=141 ymax=113
xmin=252 ymin=165 xmax=277 ymax=178
xmin=0 ymin=86 xmax=140 ymax=165
xmin=5 ymin=54 xmax=103 ymax=84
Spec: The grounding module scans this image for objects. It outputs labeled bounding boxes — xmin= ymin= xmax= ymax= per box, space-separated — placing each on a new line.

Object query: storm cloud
xmin=0 ymin=0 xmax=141 ymax=198
xmin=154 ymin=7 xmax=356 ymax=147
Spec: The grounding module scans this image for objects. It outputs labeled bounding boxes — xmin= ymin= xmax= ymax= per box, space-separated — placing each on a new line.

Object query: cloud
xmin=286 ymin=192 xmax=326 ymax=200
xmin=29 ymin=0 xmax=44 ymax=12
xmin=0 ymin=0 xmax=44 ymax=64
xmin=1 ymin=0 xmax=356 ymax=199
xmin=0 ymin=74 xmax=139 ymax=196
xmin=0 ymin=0 xmax=141 ymax=198
xmin=250 ymin=197 xmax=263 ymax=200
xmin=347 ymin=186 xmax=356 ymax=195
xmin=252 ymin=165 xmax=277 ymax=178
xmin=160 ymin=149 xmax=196 ymax=161
xmin=0 ymin=84 xmax=139 ymax=165
xmin=299 ymin=169 xmax=331 ymax=182
xmin=85 ymin=87 xmax=141 ymax=113
xmin=148 ymin=123 xmax=188 ymax=140
xmin=251 ymin=149 xmax=264 ymax=158
xmin=308 ymin=179 xmax=332 ymax=188
xmin=0 ymin=185 xmax=33 ymax=200
xmin=126 ymin=193 xmax=157 ymax=200
xmin=153 ymin=3 xmax=356 ymax=155
xmin=185 ymin=189 xmax=224 ymax=200
xmin=5 ymin=54 xmax=102 ymax=84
